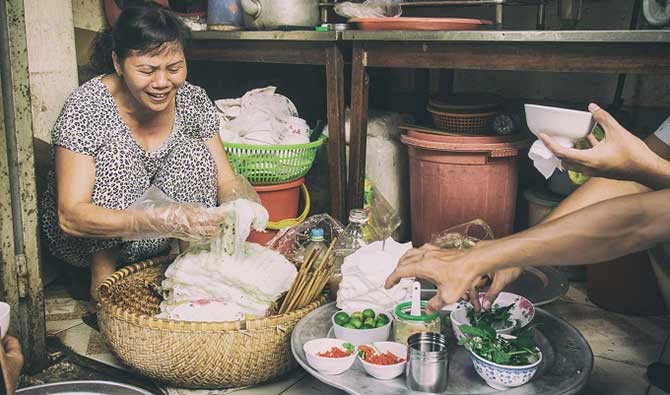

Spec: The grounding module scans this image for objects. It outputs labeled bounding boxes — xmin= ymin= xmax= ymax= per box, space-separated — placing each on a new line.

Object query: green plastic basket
xmin=223 ymin=134 xmax=327 ymax=185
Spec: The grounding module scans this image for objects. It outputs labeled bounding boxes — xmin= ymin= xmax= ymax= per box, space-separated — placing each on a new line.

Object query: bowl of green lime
xmin=332 ymin=308 xmax=392 ymax=345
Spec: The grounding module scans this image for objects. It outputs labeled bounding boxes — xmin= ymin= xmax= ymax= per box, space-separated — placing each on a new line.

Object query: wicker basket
xmin=97 ymin=255 xmax=327 ymax=388
xmin=427 ymin=106 xmax=498 ymax=135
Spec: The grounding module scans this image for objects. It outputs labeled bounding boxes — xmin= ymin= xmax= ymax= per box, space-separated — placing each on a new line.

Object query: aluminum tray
xmin=292 ymin=302 xmax=592 ymax=395
xmin=17 ymin=380 xmax=155 ymax=394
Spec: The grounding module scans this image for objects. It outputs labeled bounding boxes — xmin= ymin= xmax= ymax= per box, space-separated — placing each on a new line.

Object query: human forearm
xmin=473 ymin=189 xmax=670 ymax=274
xmin=632 ymin=153 xmax=670 ymax=190
xmin=58 ymin=203 xmax=137 ymax=238
xmin=543 ymin=176 xmax=650 ymax=223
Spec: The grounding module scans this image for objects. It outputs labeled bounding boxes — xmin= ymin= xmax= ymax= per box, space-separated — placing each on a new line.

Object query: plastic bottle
xmin=301 ymin=228 xmax=328 ymax=268
xmin=328 ymin=209 xmax=369 ymax=297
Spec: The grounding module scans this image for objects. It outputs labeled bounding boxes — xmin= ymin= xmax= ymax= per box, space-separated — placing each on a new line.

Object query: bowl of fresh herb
xmin=459 ymin=325 xmax=542 ymax=390
xmin=450 ymin=292 xmax=535 ymax=341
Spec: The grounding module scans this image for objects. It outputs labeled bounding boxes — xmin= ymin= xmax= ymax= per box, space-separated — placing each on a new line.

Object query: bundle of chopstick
xmin=278 ymin=238 xmax=337 ymax=315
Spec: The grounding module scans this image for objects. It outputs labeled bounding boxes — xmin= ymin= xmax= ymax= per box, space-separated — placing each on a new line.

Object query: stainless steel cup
xmin=405 ymin=332 xmax=449 ymax=393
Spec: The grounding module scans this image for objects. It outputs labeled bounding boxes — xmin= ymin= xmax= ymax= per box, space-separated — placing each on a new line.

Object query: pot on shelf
xmin=240 ymin=0 xmax=319 ymax=30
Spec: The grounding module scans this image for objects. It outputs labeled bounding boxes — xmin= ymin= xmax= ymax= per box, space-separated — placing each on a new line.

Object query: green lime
xmin=343 ymin=322 xmax=356 ymax=329
xmin=362 ymin=308 xmax=375 ymax=320
xmin=568 ymin=170 xmax=590 ymax=185
xmin=350 ymin=317 xmax=363 ymax=329
xmin=334 ymin=312 xmax=350 ymax=326
xmin=376 ymin=313 xmax=390 ymax=326
xmin=363 ymin=317 xmax=376 ymax=328
xmin=351 ymin=311 xmax=363 ymax=321
xmin=361 ymin=324 xmax=373 ymax=330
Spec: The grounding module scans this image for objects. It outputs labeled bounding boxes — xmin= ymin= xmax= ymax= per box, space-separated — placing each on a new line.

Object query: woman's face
xmin=114 ymin=42 xmax=187 ymax=114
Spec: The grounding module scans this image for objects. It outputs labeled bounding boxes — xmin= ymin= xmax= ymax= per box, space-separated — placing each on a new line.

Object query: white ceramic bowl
xmin=332 ymin=312 xmax=392 ymax=345
xmin=303 ymin=338 xmax=356 ymax=375
xmin=468 ymin=343 xmax=543 ymax=390
xmin=450 ymin=292 xmax=535 ymax=341
xmin=524 ymin=104 xmax=595 ymax=147
xmin=357 ymin=341 xmax=407 ymax=380
xmin=0 ymin=302 xmax=10 ymax=338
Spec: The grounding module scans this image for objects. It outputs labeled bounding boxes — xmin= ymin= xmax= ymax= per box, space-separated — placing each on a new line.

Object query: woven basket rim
xmin=426 ymin=105 xmax=499 ymax=118
xmin=97 ymin=255 xmax=326 ymax=332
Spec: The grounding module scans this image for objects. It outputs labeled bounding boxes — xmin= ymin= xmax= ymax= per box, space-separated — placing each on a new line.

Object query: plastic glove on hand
xmin=126 ymin=202 xmax=236 ymax=243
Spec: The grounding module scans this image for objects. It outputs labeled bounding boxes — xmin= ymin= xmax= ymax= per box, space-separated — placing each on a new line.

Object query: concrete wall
xmin=25 ymin=0 xmax=79 ymax=143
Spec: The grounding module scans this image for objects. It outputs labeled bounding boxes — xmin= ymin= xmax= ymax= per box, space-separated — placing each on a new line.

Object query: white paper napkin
xmin=528 ymin=139 xmax=564 ymax=179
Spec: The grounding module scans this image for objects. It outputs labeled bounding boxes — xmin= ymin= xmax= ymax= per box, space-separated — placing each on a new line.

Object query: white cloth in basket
xmin=336 ymin=238 xmax=414 ymax=313
xmin=159 ymin=198 xmax=297 ymax=321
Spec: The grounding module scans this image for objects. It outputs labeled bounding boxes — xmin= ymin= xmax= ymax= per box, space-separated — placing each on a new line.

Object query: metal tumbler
xmin=405 ymin=332 xmax=449 ymax=393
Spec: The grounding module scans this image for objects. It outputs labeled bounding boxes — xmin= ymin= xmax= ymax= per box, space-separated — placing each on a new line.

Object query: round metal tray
xmin=17 ymin=380 xmax=155 ymax=394
xmin=292 ymin=302 xmax=592 ymax=395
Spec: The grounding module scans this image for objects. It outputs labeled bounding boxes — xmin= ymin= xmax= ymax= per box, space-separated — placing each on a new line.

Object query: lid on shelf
xmin=429 ymin=93 xmax=503 ymax=113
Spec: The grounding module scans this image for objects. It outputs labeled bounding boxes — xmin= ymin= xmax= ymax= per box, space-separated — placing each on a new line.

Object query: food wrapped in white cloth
xmin=336 ymin=238 xmax=413 ymax=313
xmin=158 ymin=199 xmax=298 ymax=321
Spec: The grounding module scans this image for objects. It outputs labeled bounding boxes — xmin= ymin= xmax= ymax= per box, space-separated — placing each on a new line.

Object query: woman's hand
xmin=127 ymin=202 xmax=234 ymax=243
xmin=1 ymin=336 xmax=24 ymax=395
xmin=540 ymin=103 xmax=670 ymax=188
xmin=385 ymin=246 xmax=483 ymax=314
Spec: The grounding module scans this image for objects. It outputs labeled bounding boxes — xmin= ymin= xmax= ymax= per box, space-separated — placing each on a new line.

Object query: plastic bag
xmin=266 ymin=214 xmax=345 ymax=260
xmin=363 ymin=179 xmax=401 ymax=242
xmin=216 ymin=86 xmax=310 ymax=146
xmin=334 ymin=0 xmax=402 ymax=18
xmin=429 ymin=219 xmax=495 ymax=249
xmin=124 ymin=176 xmax=265 ymax=244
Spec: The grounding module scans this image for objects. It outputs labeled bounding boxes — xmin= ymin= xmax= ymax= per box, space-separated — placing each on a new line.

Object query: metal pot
xmin=240 ymin=0 xmax=319 ymax=30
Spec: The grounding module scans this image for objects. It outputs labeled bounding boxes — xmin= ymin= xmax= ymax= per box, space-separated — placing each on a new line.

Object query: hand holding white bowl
xmin=539 ymin=103 xmax=670 ymax=188
xmin=524 ymin=104 xmax=595 ymax=147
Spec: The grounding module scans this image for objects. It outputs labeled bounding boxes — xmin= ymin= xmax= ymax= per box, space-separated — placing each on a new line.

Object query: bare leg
xmin=89 ymin=247 xmax=119 ymax=312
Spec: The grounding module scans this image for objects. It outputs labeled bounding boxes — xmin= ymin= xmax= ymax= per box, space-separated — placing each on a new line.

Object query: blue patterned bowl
xmin=468 ymin=346 xmax=542 ymax=390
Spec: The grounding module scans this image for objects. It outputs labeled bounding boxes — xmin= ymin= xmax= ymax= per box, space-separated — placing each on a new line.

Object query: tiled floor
xmin=45 ymin=282 xmax=670 ymax=395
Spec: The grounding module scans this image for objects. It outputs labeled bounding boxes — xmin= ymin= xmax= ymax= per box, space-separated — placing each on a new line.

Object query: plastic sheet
xmin=266 ymin=214 xmax=345 ymax=261
xmin=363 ymin=180 xmax=401 ymax=243
xmin=430 ymin=219 xmax=495 ymax=249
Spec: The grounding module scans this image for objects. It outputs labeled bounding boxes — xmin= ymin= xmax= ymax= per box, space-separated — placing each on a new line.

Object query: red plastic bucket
xmin=247 ymin=178 xmax=304 ymax=246
xmin=400 ymin=127 xmax=529 ymax=246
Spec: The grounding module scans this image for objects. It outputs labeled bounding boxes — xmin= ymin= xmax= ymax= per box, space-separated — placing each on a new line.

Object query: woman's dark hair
xmin=90 ymin=2 xmax=190 ymax=74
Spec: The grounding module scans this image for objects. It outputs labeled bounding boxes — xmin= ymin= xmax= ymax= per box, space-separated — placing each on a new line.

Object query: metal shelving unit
xmin=320 ymin=0 xmax=546 ymax=27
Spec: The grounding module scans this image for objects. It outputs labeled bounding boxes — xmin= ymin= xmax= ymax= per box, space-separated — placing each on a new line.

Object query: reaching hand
xmin=385 ymin=244 xmax=482 ymax=314
xmin=481 ymin=267 xmax=524 ymax=310
xmin=540 ymin=103 xmax=662 ymax=183
xmin=0 ymin=336 xmax=24 ymax=395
